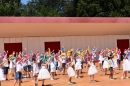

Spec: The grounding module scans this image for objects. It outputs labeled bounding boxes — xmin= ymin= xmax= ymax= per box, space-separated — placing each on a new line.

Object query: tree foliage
xmin=0 ymin=0 xmax=130 ymax=17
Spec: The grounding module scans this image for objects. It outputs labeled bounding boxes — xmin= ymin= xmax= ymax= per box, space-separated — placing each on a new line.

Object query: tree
xmin=76 ymin=0 xmax=130 ymax=17
xmin=0 ymin=0 xmax=130 ymax=17
xmin=76 ymin=0 xmax=103 ymax=17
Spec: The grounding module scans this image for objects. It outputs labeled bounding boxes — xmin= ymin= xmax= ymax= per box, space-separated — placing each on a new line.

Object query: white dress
xmin=0 ymin=66 xmax=5 ymax=81
xmin=75 ymin=57 xmax=82 ymax=70
xmin=33 ymin=62 xmax=39 ymax=76
xmin=50 ymin=61 xmax=56 ymax=72
xmin=88 ymin=62 xmax=98 ymax=75
xmin=72 ymin=59 xmax=76 ymax=66
xmin=123 ymin=59 xmax=130 ymax=71
xmin=67 ymin=64 xmax=75 ymax=77
xmin=58 ymin=57 xmax=62 ymax=67
xmin=112 ymin=56 xmax=118 ymax=68
xmin=38 ymin=66 xmax=51 ymax=79
xmin=9 ymin=60 xmax=14 ymax=73
xmin=98 ymin=55 xmax=103 ymax=63
xmin=103 ymin=57 xmax=109 ymax=69
xmin=92 ymin=51 xmax=96 ymax=60
xmin=9 ymin=60 xmax=14 ymax=69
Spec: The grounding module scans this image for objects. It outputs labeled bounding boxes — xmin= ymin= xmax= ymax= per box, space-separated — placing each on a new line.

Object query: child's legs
xmin=34 ymin=75 xmax=37 ymax=82
xmin=99 ymin=64 xmax=103 ymax=74
xmin=63 ymin=68 xmax=66 ymax=74
xmin=18 ymin=79 xmax=21 ymax=86
xmin=28 ymin=65 xmax=31 ymax=77
xmin=86 ymin=64 xmax=89 ymax=70
xmin=68 ymin=77 xmax=72 ymax=82
xmin=14 ymin=80 xmax=18 ymax=86
xmin=117 ymin=60 xmax=121 ymax=69
xmin=104 ymin=68 xmax=107 ymax=74
xmin=111 ymin=70 xmax=113 ymax=78
xmin=51 ymin=72 xmax=54 ymax=78
xmin=4 ymin=67 xmax=8 ymax=79
xmin=109 ymin=67 xmax=113 ymax=78
xmin=122 ymin=71 xmax=125 ymax=77
xmin=81 ymin=62 xmax=83 ymax=73
xmin=99 ymin=63 xmax=101 ymax=69
xmin=92 ymin=75 xmax=94 ymax=80
xmin=42 ymin=79 xmax=44 ymax=85
xmin=51 ymin=68 xmax=56 ymax=78
xmin=62 ymin=63 xmax=66 ymax=74
xmin=125 ymin=71 xmax=128 ymax=77
xmin=77 ymin=70 xmax=79 ymax=76
xmin=23 ymin=66 xmax=27 ymax=77
xmin=89 ymin=75 xmax=92 ymax=81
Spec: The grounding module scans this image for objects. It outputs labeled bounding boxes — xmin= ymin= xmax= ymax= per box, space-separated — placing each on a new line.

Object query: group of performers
xmin=0 ymin=46 xmax=130 ymax=86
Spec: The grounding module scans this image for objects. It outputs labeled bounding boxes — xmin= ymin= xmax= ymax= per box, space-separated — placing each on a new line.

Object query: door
xmin=45 ymin=41 xmax=60 ymax=53
xmin=4 ymin=43 xmax=22 ymax=55
xmin=117 ymin=39 xmax=129 ymax=59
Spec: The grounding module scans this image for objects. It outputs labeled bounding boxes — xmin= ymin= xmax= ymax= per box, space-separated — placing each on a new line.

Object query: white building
xmin=0 ymin=17 xmax=130 ymax=55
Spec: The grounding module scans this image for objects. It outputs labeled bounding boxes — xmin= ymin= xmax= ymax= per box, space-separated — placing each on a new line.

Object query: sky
xmin=21 ymin=0 xmax=29 ymax=4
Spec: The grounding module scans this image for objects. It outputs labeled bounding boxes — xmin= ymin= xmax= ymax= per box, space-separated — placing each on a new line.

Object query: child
xmin=61 ymin=53 xmax=67 ymax=75
xmin=67 ymin=56 xmax=75 ymax=85
xmin=75 ymin=53 xmax=82 ymax=78
xmin=14 ymin=58 xmax=23 ymax=86
xmin=88 ymin=58 xmax=98 ymax=82
xmin=0 ymin=55 xmax=5 ymax=86
xmin=9 ymin=55 xmax=14 ymax=77
xmin=103 ymin=54 xmax=109 ymax=75
xmin=117 ymin=49 xmax=121 ymax=70
xmin=22 ymin=57 xmax=28 ymax=78
xmin=3 ymin=54 xmax=9 ymax=81
xmin=27 ymin=54 xmax=32 ymax=78
xmin=50 ymin=55 xmax=56 ymax=80
xmin=121 ymin=54 xmax=130 ymax=79
xmin=36 ymin=61 xmax=51 ymax=86
xmin=108 ymin=54 xmax=115 ymax=80
xmin=98 ymin=51 xmax=104 ymax=76
xmin=112 ymin=52 xmax=118 ymax=74
xmin=32 ymin=58 xmax=39 ymax=83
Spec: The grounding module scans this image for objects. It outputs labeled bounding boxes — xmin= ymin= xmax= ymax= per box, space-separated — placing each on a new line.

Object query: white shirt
xmin=22 ymin=59 xmax=27 ymax=66
xmin=76 ymin=57 xmax=82 ymax=64
xmin=108 ymin=59 xmax=114 ymax=67
xmin=27 ymin=58 xmax=32 ymax=65
xmin=117 ymin=54 xmax=120 ymax=60
xmin=37 ymin=56 xmax=40 ymax=63
xmin=3 ymin=58 xmax=9 ymax=67
xmin=99 ymin=55 xmax=103 ymax=62
xmin=16 ymin=62 xmax=22 ymax=72
xmin=92 ymin=51 xmax=96 ymax=58
xmin=50 ymin=62 xmax=55 ymax=68
xmin=61 ymin=56 xmax=66 ymax=63
xmin=128 ymin=54 xmax=130 ymax=60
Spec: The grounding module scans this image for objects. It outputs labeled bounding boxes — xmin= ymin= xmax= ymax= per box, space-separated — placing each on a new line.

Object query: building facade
xmin=0 ymin=17 xmax=130 ymax=55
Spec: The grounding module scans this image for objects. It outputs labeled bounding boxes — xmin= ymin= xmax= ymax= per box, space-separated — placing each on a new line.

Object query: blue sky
xmin=21 ymin=0 xmax=29 ymax=4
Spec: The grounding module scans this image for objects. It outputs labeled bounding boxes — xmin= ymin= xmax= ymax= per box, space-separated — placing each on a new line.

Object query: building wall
xmin=0 ymin=35 xmax=130 ymax=53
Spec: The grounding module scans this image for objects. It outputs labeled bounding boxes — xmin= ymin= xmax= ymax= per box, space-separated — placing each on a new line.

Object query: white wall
xmin=0 ymin=35 xmax=130 ymax=54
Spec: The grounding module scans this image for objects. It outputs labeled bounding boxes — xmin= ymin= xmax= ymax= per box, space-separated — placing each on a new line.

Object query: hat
xmin=9 ymin=54 xmax=13 ymax=57
xmin=77 ymin=51 xmax=80 ymax=55
xmin=45 ymin=52 xmax=49 ymax=55
xmin=61 ymin=53 xmax=65 ymax=56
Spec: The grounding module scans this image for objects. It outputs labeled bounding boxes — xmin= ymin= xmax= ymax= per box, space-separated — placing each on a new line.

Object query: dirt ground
xmin=2 ymin=63 xmax=130 ymax=86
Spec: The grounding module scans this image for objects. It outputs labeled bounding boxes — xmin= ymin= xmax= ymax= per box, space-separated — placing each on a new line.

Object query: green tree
xmin=0 ymin=0 xmax=130 ymax=17
xmin=76 ymin=0 xmax=130 ymax=17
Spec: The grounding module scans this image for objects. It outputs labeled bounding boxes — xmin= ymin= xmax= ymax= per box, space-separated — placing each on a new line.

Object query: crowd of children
xmin=0 ymin=46 xmax=130 ymax=86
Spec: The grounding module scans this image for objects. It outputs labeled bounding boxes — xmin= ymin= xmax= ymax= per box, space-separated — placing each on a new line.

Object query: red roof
xmin=0 ymin=17 xmax=130 ymax=23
